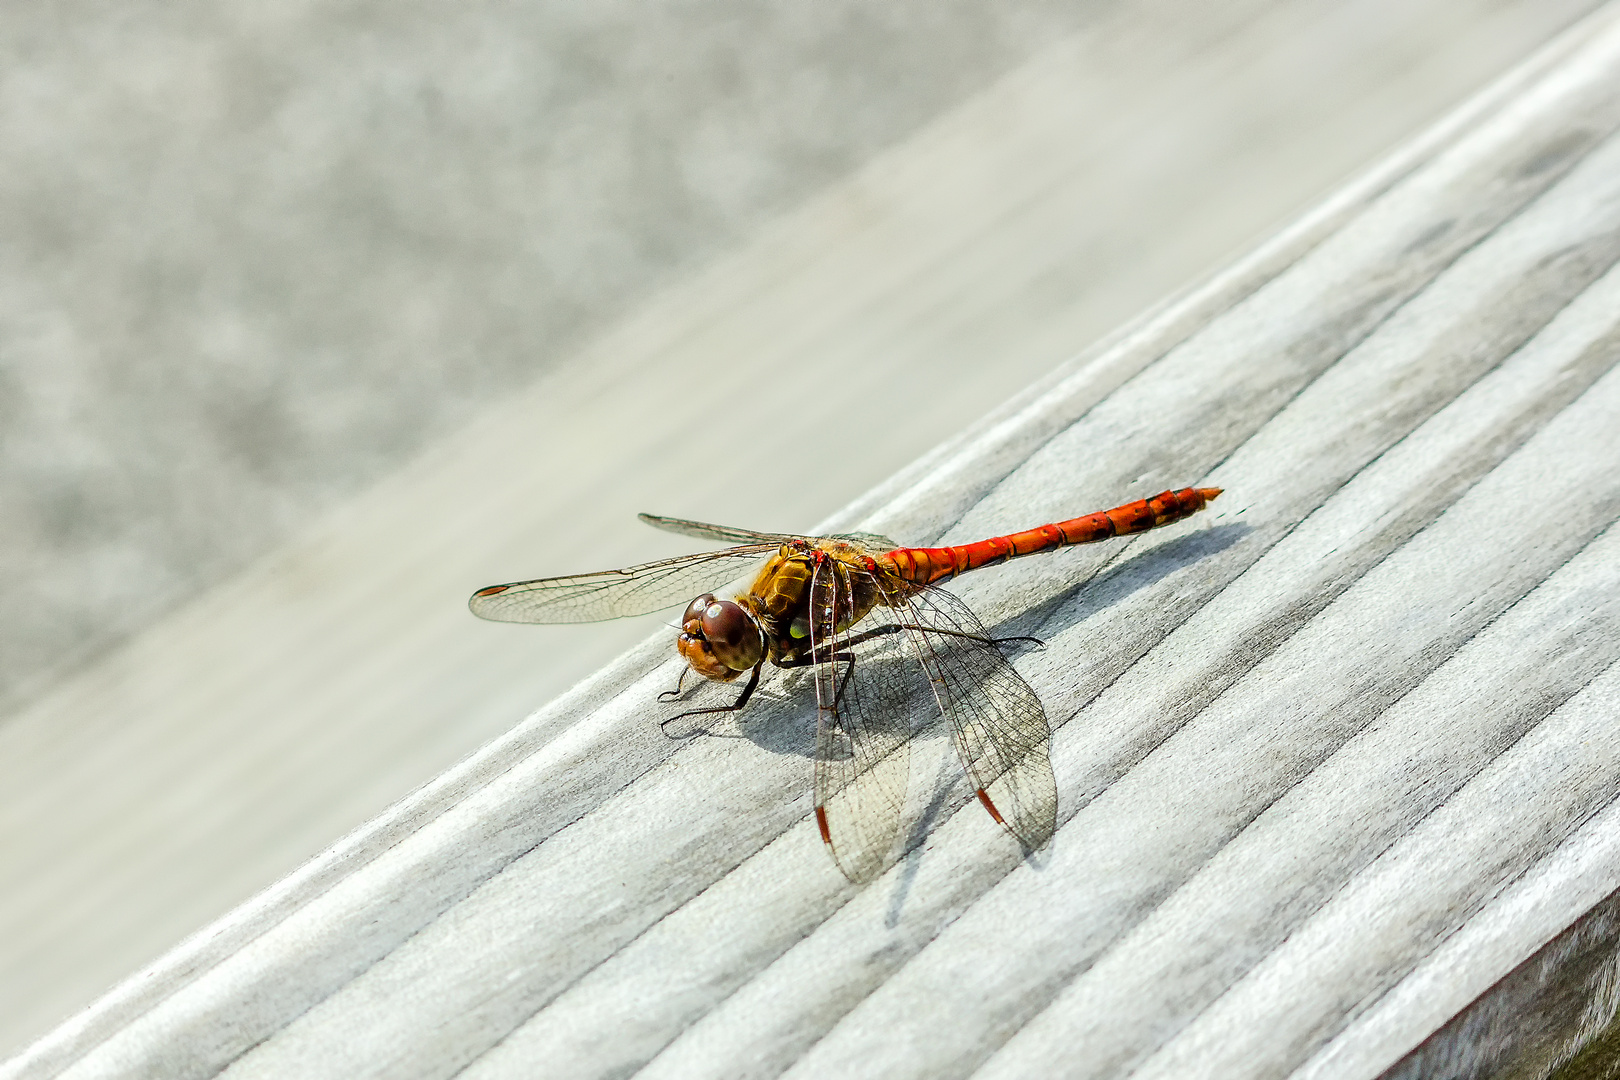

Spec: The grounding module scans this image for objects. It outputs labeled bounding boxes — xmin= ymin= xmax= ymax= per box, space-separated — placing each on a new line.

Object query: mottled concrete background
xmin=0 ymin=0 xmax=1099 ymax=717
xmin=0 ymin=0 xmax=1602 ymax=1060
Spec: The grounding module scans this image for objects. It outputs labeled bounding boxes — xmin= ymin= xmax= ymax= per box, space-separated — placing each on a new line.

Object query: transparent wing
xmin=808 ymin=555 xmax=911 ymax=884
xmin=468 ymin=544 xmax=779 ymax=624
xmin=891 ymin=584 xmax=1057 ymax=853
xmin=641 ymin=512 xmax=903 ymax=554
xmin=638 ymin=513 xmax=803 ymax=546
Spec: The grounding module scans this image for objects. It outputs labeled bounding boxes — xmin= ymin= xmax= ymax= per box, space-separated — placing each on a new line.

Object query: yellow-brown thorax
xmin=676 ymin=539 xmax=908 ymax=682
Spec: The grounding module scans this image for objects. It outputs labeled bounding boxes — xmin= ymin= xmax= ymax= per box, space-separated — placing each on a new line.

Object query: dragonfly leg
xmin=656 ymin=666 xmax=691 ymax=702
xmin=658 ymin=662 xmax=763 ymax=738
xmin=767 ymin=621 xmax=914 ymax=666
xmin=830 ymin=623 xmax=906 ymax=650
xmin=832 ymin=652 xmax=860 ymax=715
xmin=777 ymin=650 xmax=868 ymax=725
xmin=775 ymin=648 xmax=867 ymax=715
xmin=831 ymin=622 xmax=1041 ymax=652
xmin=817 ymin=625 xmax=1043 ymax=716
xmin=776 ymin=621 xmax=1041 ymax=723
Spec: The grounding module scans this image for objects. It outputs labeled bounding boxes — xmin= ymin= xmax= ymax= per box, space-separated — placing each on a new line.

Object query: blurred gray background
xmin=0 ymin=0 xmax=1603 ymax=1060
xmin=0 ymin=0 xmax=1104 ymax=718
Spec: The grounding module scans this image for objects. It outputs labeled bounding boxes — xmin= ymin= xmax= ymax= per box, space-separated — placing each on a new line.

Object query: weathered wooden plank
xmin=635 ymin=212 xmax=1620 ymax=1080
xmin=855 ymin=4 xmax=1620 ymax=550
xmin=990 ymin=514 xmax=1620 ymax=1077
xmin=1140 ymin=642 xmax=1620 ymax=1078
xmin=752 ymin=273 xmax=1620 ymax=1080
xmin=1365 ymin=842 xmax=1620 ymax=1078
xmin=15 ymin=5 xmax=1620 ymax=1080
xmin=180 ymin=16 xmax=1620 ymax=1080
xmin=24 ymin=1 xmax=1593 ymax=1069
xmin=195 ymin=67 xmax=1620 ymax=1080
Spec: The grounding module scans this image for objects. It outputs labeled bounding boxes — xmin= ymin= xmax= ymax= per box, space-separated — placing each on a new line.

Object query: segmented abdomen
xmin=887 ymin=487 xmax=1222 ymax=587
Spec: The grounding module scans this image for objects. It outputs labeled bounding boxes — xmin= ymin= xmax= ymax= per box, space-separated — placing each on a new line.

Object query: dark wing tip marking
xmin=473 ymin=584 xmax=510 ymax=597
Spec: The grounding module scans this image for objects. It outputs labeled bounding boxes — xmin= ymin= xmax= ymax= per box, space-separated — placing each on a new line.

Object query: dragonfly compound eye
xmin=682 ymin=594 xmax=717 ymax=630
xmin=700 ymin=599 xmax=764 ymax=670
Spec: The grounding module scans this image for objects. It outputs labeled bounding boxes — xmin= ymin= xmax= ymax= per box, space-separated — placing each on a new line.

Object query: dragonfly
xmin=470 ymin=486 xmax=1221 ymax=882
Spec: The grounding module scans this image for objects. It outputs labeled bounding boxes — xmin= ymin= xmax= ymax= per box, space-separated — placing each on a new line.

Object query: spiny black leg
xmin=829 ymin=623 xmax=907 ymax=650
xmin=775 ymin=649 xmax=863 ymax=714
xmin=819 ymin=621 xmax=1040 ymax=652
xmin=658 ymin=662 xmax=763 ymax=739
xmin=657 ymin=666 xmax=691 ymax=703
xmin=883 ymin=622 xmax=1046 ymax=651
xmin=776 ymin=650 xmax=856 ymax=669
xmin=832 ymin=650 xmax=860 ymax=713
xmin=776 ymin=622 xmax=1017 ymax=673
xmin=771 ymin=623 xmax=904 ymax=671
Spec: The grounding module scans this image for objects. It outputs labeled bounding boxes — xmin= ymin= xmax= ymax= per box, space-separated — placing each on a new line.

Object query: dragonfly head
xmin=677 ymin=594 xmax=765 ymax=681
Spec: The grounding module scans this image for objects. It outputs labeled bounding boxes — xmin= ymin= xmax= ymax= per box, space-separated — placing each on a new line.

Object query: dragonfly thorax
xmin=675 ymin=542 xmax=905 ymax=683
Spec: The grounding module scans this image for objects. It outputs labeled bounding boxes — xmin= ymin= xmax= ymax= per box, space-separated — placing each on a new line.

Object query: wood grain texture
xmin=17 ymin=0 xmax=1599 ymax=1061
xmin=1378 ymin=868 xmax=1620 ymax=1078
xmin=12 ymin=5 xmax=1620 ymax=1080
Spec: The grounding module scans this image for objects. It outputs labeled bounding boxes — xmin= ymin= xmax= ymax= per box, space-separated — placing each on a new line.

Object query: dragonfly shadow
xmin=885 ymin=760 xmax=1057 ymax=923
xmin=656 ymin=522 xmax=1244 ymax=903
xmin=668 ymin=653 xmax=945 ymax=763
xmin=658 ymin=688 xmax=821 ymax=759
xmin=885 ymin=762 xmax=960 ymax=926
xmin=993 ymin=522 xmax=1250 ymax=642
xmin=658 ymin=526 xmax=1245 ymax=753
xmin=735 ymin=698 xmax=820 ymax=759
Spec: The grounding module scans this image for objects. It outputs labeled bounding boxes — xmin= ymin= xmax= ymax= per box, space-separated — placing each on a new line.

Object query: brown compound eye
xmin=699 ymin=599 xmax=764 ymax=670
xmin=682 ymin=594 xmax=717 ymax=631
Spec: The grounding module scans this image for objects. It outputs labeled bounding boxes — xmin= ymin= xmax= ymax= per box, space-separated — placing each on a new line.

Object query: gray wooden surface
xmin=13 ymin=4 xmax=1620 ymax=1079
xmin=9 ymin=0 xmax=1601 ymax=1062
xmin=1378 ymin=886 xmax=1620 ymax=1077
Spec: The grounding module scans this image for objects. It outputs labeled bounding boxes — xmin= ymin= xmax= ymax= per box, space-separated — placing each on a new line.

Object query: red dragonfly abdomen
xmin=887 ymin=487 xmax=1222 ymax=587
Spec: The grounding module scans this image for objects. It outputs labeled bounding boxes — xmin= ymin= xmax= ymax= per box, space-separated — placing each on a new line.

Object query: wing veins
xmin=810 ymin=555 xmax=910 ymax=883
xmin=468 ymin=544 xmax=778 ymax=624
xmin=889 ymin=585 xmax=1057 ymax=852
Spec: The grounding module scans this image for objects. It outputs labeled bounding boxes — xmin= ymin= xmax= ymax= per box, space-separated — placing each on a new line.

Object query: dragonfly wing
xmin=891 ymin=585 xmax=1057 ymax=853
xmin=641 ymin=512 xmax=902 ymax=554
xmin=469 ymin=544 xmax=779 ymax=624
xmin=808 ymin=555 xmax=911 ymax=884
xmin=638 ymin=513 xmax=803 ymax=546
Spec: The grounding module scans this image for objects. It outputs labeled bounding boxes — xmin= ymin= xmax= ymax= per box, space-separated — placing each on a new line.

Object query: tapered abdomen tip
xmin=1198 ymin=487 xmax=1224 ymax=503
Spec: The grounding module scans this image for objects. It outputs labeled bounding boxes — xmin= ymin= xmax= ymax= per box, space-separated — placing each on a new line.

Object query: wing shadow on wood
xmin=655 ymin=522 xmax=1246 ymax=896
xmin=656 ymin=683 xmax=821 ymax=758
xmin=657 ymin=524 xmax=1247 ymax=753
xmin=886 ymin=760 xmax=964 ymax=926
xmin=736 ymin=655 xmax=947 ymax=761
xmin=885 ymin=522 xmax=1248 ymax=908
